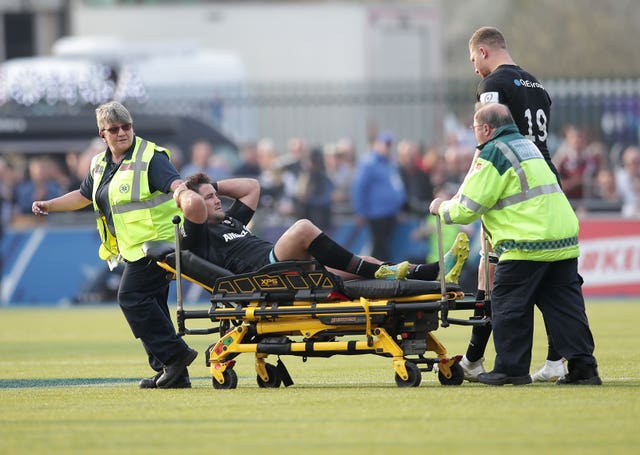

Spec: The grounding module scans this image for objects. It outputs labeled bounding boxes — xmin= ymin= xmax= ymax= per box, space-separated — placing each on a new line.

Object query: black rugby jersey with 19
xmin=477 ymin=64 xmax=553 ymax=164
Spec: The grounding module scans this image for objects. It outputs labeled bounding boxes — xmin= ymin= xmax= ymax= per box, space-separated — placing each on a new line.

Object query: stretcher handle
xmin=446 ymin=316 xmax=491 ymax=326
xmin=435 ymin=214 xmax=450 ymax=328
xmin=482 ymin=229 xmax=492 ymax=302
xmin=172 ymin=215 xmax=186 ymax=335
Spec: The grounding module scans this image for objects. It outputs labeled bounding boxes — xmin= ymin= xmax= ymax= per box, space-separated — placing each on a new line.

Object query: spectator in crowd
xmin=588 ymin=167 xmax=621 ymax=212
xmin=325 ymin=138 xmax=356 ymax=219
xmin=287 ymin=136 xmax=305 ymax=160
xmin=396 ymin=139 xmax=433 ymax=215
xmin=294 ymin=147 xmax=334 ymax=231
xmin=334 ymin=137 xmax=356 ymax=167
xmin=64 ymin=150 xmax=83 ymax=191
xmin=0 ymin=156 xmax=23 ymax=225
xmin=443 ymin=132 xmax=475 ymax=187
xmin=14 ymin=157 xmax=64 ymax=216
xmin=280 ymin=137 xmax=307 ymax=217
xmin=252 ymin=137 xmax=287 ymax=231
xmin=553 ymin=125 xmax=598 ymax=200
xmin=48 ymin=155 xmax=74 ymax=193
xmin=627 ymin=175 xmax=640 ymax=217
xmin=421 ymin=145 xmax=449 ymax=191
xmin=233 ymin=142 xmax=261 ymax=178
xmin=281 ymin=137 xmax=306 ymax=176
xmin=256 ymin=137 xmax=284 ymax=206
xmin=615 ymin=145 xmax=640 ymax=217
xmin=552 ymin=124 xmax=583 ymax=165
xmin=350 ymin=131 xmax=406 ymax=260
xmin=582 ymin=140 xmax=608 ymax=198
xmin=180 ymin=139 xmax=228 ymax=181
xmin=163 ymin=143 xmax=185 ymax=173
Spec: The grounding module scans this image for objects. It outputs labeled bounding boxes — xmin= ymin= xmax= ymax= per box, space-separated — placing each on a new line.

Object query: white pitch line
xmin=1 ymin=228 xmax=46 ymax=305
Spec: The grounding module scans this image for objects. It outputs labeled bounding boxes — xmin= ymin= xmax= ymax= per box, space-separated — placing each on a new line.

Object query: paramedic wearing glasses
xmin=32 ymin=101 xmax=197 ymax=389
xmin=430 ymin=102 xmax=601 ymax=386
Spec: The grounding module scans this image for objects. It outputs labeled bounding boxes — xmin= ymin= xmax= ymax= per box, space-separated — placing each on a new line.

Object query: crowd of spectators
xmin=1 ymin=123 xmax=639 ymax=242
xmin=552 ymin=124 xmax=640 ymax=217
xmin=1 ymin=121 xmax=638 ymax=299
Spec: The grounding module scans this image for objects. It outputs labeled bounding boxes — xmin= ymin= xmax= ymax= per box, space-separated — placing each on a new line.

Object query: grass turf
xmin=0 ymin=300 xmax=639 ymax=454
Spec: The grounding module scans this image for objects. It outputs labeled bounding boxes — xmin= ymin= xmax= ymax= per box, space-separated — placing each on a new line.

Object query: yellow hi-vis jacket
xmin=439 ymin=124 xmax=580 ymax=262
xmin=90 ymin=136 xmax=180 ymax=263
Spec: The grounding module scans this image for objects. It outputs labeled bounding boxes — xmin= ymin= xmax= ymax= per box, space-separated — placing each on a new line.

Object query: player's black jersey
xmin=182 ymin=200 xmax=273 ymax=274
xmin=477 ymin=64 xmax=552 ymax=162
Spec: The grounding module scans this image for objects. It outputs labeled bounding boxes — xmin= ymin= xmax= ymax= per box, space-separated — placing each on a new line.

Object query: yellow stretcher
xmin=143 ymin=216 xmax=487 ymax=389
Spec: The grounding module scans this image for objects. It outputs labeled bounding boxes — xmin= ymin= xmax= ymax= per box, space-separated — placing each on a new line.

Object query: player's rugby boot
xmin=438 ymin=232 xmax=470 ymax=284
xmin=374 ymin=260 xmax=410 ymax=280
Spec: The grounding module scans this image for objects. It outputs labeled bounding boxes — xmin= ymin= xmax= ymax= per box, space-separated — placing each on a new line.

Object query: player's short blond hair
xmin=469 ymin=26 xmax=507 ymax=50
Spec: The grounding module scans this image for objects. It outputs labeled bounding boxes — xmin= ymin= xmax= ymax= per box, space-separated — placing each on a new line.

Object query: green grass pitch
xmin=1 ymin=300 xmax=639 ymax=454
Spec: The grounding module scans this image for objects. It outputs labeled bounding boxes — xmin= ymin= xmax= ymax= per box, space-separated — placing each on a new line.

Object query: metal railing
xmin=126 ymin=78 xmax=640 ymax=158
xmin=3 ymin=77 xmax=638 ymax=153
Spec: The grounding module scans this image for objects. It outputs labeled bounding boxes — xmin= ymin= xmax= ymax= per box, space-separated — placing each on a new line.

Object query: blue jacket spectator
xmin=350 ymin=136 xmax=406 ymax=219
xmin=350 ymin=132 xmax=406 ymax=260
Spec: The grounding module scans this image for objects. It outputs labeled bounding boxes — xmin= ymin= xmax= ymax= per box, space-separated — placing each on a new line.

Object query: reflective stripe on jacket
xmin=439 ymin=124 xmax=580 ymax=262
xmin=90 ymin=137 xmax=180 ymax=262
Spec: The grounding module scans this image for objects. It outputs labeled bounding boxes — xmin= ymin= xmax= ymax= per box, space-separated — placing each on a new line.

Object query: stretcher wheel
xmin=212 ymin=368 xmax=238 ymax=389
xmin=394 ymin=362 xmax=422 ymax=387
xmin=438 ymin=362 xmax=464 ymax=386
xmin=257 ymin=363 xmax=282 ymax=388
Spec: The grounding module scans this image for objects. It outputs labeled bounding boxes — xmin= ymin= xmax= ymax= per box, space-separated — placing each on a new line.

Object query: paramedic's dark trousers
xmin=491 ymin=258 xmax=597 ymax=376
xmin=118 ymin=257 xmax=189 ymax=372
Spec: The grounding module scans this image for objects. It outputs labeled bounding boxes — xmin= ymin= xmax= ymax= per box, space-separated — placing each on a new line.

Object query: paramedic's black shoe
xmin=156 ymin=348 xmax=198 ymax=388
xmin=139 ymin=372 xmax=162 ymax=389
xmin=556 ymin=367 xmax=602 ymax=385
xmin=139 ymin=371 xmax=191 ymax=389
xmin=477 ymin=370 xmax=532 ymax=386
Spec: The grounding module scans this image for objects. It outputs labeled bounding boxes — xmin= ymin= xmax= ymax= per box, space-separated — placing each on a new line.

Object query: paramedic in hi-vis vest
xmin=429 ymin=102 xmax=601 ymax=386
xmin=32 ymin=101 xmax=197 ymax=389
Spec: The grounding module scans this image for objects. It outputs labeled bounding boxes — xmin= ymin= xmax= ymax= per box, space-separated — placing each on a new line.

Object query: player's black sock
xmin=406 ymin=263 xmax=439 ymax=280
xmin=539 ymin=315 xmax=562 ymax=361
xmin=546 ymin=337 xmax=562 ymax=361
xmin=308 ymin=233 xmax=378 ymax=278
xmin=465 ymin=290 xmax=492 ymax=362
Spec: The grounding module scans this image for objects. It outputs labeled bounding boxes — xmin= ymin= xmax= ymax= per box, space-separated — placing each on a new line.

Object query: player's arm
xmin=216 ymin=178 xmax=260 ymax=211
xmin=175 ymin=184 xmax=208 ymax=224
xmin=477 ymin=77 xmax=506 ymax=105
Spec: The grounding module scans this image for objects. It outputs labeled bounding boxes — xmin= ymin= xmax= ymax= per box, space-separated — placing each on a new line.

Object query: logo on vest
xmin=119 ymin=184 xmax=130 ymax=194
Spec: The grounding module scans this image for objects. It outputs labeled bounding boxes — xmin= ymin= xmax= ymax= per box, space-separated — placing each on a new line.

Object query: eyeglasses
xmin=101 ymin=123 xmax=132 ymax=135
xmin=470 ymin=123 xmax=487 ymax=130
